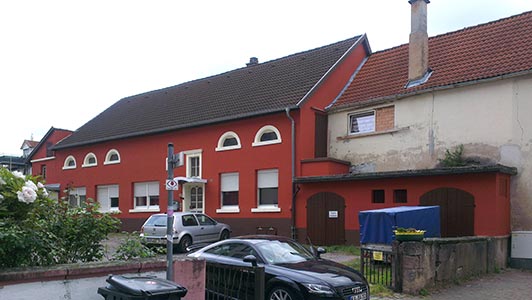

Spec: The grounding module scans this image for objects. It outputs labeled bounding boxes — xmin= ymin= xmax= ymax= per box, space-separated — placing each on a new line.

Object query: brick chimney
xmin=408 ymin=0 xmax=430 ymax=82
xmin=246 ymin=57 xmax=259 ymax=67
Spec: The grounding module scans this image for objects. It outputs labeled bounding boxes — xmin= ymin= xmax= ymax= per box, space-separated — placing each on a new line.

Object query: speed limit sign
xmin=165 ymin=179 xmax=179 ymax=190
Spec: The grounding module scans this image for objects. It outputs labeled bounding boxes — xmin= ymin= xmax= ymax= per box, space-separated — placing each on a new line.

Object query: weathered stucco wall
xmin=328 ymin=75 xmax=532 ymax=231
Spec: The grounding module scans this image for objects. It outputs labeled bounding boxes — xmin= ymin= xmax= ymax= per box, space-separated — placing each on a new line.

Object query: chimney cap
xmin=246 ymin=57 xmax=259 ymax=67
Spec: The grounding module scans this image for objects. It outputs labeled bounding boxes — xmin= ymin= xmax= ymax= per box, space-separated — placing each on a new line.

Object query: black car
xmin=188 ymin=235 xmax=369 ymax=300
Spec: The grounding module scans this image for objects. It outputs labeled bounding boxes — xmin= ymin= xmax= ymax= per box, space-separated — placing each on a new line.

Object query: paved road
xmin=372 ymin=268 xmax=532 ymax=300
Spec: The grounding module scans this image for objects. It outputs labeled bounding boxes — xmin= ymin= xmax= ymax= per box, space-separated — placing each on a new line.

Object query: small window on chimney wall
xmin=372 ymin=190 xmax=385 ymax=203
xmin=394 ymin=189 xmax=408 ymax=203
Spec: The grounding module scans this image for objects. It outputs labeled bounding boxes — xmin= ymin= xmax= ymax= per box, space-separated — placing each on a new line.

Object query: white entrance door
xmin=183 ymin=184 xmax=204 ymax=213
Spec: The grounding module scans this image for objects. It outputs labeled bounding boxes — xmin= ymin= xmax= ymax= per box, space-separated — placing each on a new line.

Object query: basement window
xmin=393 ymin=189 xmax=408 ymax=203
xmin=372 ymin=190 xmax=385 ymax=203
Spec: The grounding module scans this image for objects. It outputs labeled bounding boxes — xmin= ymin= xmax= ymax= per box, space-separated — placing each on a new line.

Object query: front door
xmin=183 ymin=184 xmax=204 ymax=213
xmin=306 ymin=192 xmax=345 ymax=245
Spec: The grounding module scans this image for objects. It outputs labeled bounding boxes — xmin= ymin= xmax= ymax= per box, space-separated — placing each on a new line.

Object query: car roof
xmin=149 ymin=212 xmax=203 ymax=217
xmin=232 ymin=235 xmax=295 ymax=243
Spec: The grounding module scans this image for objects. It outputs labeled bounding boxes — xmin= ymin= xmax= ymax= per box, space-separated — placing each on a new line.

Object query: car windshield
xmin=256 ymin=240 xmax=315 ymax=265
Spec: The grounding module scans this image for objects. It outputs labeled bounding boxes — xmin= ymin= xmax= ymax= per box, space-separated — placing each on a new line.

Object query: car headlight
xmin=301 ymin=283 xmax=335 ymax=296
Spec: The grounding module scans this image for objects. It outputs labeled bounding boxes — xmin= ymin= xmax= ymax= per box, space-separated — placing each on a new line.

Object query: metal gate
xmin=360 ymin=247 xmax=394 ymax=289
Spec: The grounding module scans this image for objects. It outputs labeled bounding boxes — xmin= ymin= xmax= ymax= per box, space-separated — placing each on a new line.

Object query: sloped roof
xmin=331 ymin=11 xmax=532 ymax=110
xmin=55 ymin=36 xmax=363 ymax=149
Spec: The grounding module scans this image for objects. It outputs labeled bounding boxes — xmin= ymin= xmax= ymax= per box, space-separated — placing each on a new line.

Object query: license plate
xmin=146 ymin=238 xmax=163 ymax=244
xmin=349 ymin=293 xmax=367 ymax=300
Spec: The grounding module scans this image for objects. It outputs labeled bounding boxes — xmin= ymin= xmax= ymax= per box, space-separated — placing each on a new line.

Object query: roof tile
xmin=332 ymin=11 xmax=532 ymax=109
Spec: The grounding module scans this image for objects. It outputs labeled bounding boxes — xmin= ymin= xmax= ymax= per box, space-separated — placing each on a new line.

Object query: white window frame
xmin=63 ymin=155 xmax=77 ymax=170
xmin=82 ymin=152 xmax=98 ymax=168
xmin=186 ymin=151 xmax=202 ymax=178
xmin=252 ymin=125 xmax=282 ymax=147
xmin=130 ymin=181 xmax=160 ymax=213
xmin=252 ymin=169 xmax=281 ymax=213
xmin=104 ymin=149 xmax=121 ymax=165
xmin=216 ymin=172 xmax=240 ymax=213
xmin=97 ymin=184 xmax=120 ymax=212
xmin=215 ymin=131 xmax=242 ymax=152
xmin=348 ymin=110 xmax=376 ymax=135
xmin=68 ymin=187 xmax=86 ymax=207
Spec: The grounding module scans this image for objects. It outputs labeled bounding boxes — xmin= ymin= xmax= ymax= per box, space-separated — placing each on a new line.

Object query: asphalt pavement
xmin=371 ymin=268 xmax=532 ymax=300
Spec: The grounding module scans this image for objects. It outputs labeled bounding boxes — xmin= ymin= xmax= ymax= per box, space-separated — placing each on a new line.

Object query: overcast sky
xmin=1 ymin=0 xmax=531 ymax=155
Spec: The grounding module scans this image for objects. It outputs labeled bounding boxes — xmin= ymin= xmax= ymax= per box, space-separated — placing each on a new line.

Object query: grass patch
xmin=370 ymin=283 xmax=394 ymax=297
xmin=325 ymin=245 xmax=361 ymax=256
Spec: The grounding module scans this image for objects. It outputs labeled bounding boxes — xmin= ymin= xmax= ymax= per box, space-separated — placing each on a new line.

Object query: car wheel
xmin=220 ymin=230 xmax=230 ymax=241
xmin=267 ymin=286 xmax=301 ymax=300
xmin=178 ymin=235 xmax=192 ymax=253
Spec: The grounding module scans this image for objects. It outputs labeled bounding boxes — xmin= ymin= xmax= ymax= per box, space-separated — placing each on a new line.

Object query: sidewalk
xmin=372 ymin=269 xmax=532 ymax=300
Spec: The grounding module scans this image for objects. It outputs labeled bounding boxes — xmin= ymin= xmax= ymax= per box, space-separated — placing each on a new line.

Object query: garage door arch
xmin=306 ymin=192 xmax=345 ymax=245
xmin=420 ymin=187 xmax=475 ymax=237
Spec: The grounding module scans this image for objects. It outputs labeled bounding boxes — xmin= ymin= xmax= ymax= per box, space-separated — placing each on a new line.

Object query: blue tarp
xmin=359 ymin=206 xmax=441 ymax=245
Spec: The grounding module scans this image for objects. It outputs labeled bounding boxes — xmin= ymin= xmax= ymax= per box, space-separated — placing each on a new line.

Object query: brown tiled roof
xmin=331 ymin=11 xmax=532 ymax=110
xmin=55 ymin=36 xmax=363 ymax=149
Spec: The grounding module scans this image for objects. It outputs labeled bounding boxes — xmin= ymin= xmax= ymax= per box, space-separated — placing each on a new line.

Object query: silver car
xmin=140 ymin=212 xmax=231 ymax=252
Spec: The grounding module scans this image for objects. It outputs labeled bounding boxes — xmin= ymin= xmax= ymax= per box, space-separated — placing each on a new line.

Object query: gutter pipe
xmin=285 ymin=107 xmax=297 ymax=240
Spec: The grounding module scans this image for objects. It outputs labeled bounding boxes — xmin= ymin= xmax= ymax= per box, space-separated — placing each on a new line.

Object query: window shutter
xmin=221 ymin=173 xmax=239 ymax=191
xmin=258 ymin=169 xmax=278 ymax=188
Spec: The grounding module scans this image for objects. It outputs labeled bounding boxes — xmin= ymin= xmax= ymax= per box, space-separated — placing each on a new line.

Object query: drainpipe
xmin=285 ymin=108 xmax=297 ymax=240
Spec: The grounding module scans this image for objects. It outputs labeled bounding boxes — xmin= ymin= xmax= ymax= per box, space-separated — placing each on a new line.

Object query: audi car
xmin=188 ymin=235 xmax=369 ymax=300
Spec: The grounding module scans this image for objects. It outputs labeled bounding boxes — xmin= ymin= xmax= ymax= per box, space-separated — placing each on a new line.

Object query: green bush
xmin=0 ymin=167 xmax=120 ymax=268
xmin=112 ymin=232 xmax=161 ymax=261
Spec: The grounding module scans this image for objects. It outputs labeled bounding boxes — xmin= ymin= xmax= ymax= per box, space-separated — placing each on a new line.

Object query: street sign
xmin=165 ymin=179 xmax=179 ymax=190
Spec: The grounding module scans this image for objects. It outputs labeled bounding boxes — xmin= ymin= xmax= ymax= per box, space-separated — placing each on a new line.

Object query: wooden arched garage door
xmin=306 ymin=192 xmax=345 ymax=245
xmin=420 ymin=188 xmax=475 ymax=237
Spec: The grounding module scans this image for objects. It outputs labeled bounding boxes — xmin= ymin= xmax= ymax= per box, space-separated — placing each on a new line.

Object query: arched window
xmin=63 ymin=155 xmax=77 ymax=170
xmin=104 ymin=149 xmax=121 ymax=165
xmin=82 ymin=153 xmax=98 ymax=167
xmin=216 ymin=131 xmax=242 ymax=151
xmin=252 ymin=125 xmax=282 ymax=147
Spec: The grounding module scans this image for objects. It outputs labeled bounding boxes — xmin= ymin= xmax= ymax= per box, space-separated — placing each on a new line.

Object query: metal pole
xmin=166 ymin=143 xmax=174 ymax=281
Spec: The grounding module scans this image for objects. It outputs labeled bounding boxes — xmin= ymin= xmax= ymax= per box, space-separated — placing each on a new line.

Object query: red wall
xmin=296 ymin=172 xmax=511 ymax=238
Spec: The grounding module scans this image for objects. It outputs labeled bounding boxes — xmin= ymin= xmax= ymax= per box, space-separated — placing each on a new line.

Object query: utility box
xmin=359 ymin=206 xmax=441 ymax=247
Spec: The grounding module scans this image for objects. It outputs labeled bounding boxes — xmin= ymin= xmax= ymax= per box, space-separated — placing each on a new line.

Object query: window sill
xmin=81 ymin=164 xmax=97 ymax=168
xmin=104 ymin=160 xmax=121 ymax=165
xmin=251 ymin=207 xmax=281 ymax=213
xmin=337 ymin=127 xmax=409 ymax=140
xmin=216 ymin=207 xmax=240 ymax=214
xmin=215 ymin=145 xmax=241 ymax=152
xmin=252 ymin=140 xmax=282 ymax=147
xmin=62 ymin=166 xmax=76 ymax=170
xmin=129 ymin=207 xmax=160 ymax=213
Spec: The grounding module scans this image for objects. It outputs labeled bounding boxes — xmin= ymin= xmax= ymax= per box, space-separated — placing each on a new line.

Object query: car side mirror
xmin=316 ymin=247 xmax=327 ymax=258
xmin=243 ymin=255 xmax=258 ymax=267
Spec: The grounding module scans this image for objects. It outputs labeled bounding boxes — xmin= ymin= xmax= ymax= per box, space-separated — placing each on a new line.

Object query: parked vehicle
xmin=188 ymin=235 xmax=369 ymax=300
xmin=140 ymin=212 xmax=231 ymax=252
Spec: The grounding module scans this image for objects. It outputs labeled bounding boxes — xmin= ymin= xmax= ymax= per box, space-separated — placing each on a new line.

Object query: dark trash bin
xmin=97 ymin=275 xmax=187 ymax=300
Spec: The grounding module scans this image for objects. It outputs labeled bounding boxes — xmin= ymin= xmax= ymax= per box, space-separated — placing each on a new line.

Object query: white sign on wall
xmin=329 ymin=211 xmax=338 ymax=218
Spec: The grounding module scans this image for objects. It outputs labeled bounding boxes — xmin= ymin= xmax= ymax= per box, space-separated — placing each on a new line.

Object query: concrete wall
xmin=0 ymin=258 xmax=205 ymax=300
xmin=393 ymin=236 xmax=508 ymax=294
xmin=329 ymin=75 xmax=532 ymax=244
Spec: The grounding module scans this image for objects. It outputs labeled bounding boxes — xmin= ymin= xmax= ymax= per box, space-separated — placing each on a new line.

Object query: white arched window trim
xmin=252 ymin=125 xmax=282 ymax=147
xmin=82 ymin=153 xmax=98 ymax=168
xmin=62 ymin=155 xmax=77 ymax=170
xmin=215 ymin=131 xmax=242 ymax=152
xmin=104 ymin=149 xmax=121 ymax=165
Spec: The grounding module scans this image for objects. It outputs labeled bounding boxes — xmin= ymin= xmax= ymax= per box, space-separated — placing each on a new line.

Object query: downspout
xmin=285 ymin=107 xmax=297 ymax=239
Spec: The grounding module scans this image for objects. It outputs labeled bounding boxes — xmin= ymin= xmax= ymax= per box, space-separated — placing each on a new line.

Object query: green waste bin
xmin=97 ymin=275 xmax=187 ymax=300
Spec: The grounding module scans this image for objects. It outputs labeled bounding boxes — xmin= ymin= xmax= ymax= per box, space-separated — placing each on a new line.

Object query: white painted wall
xmin=328 ymin=74 xmax=532 ymax=230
